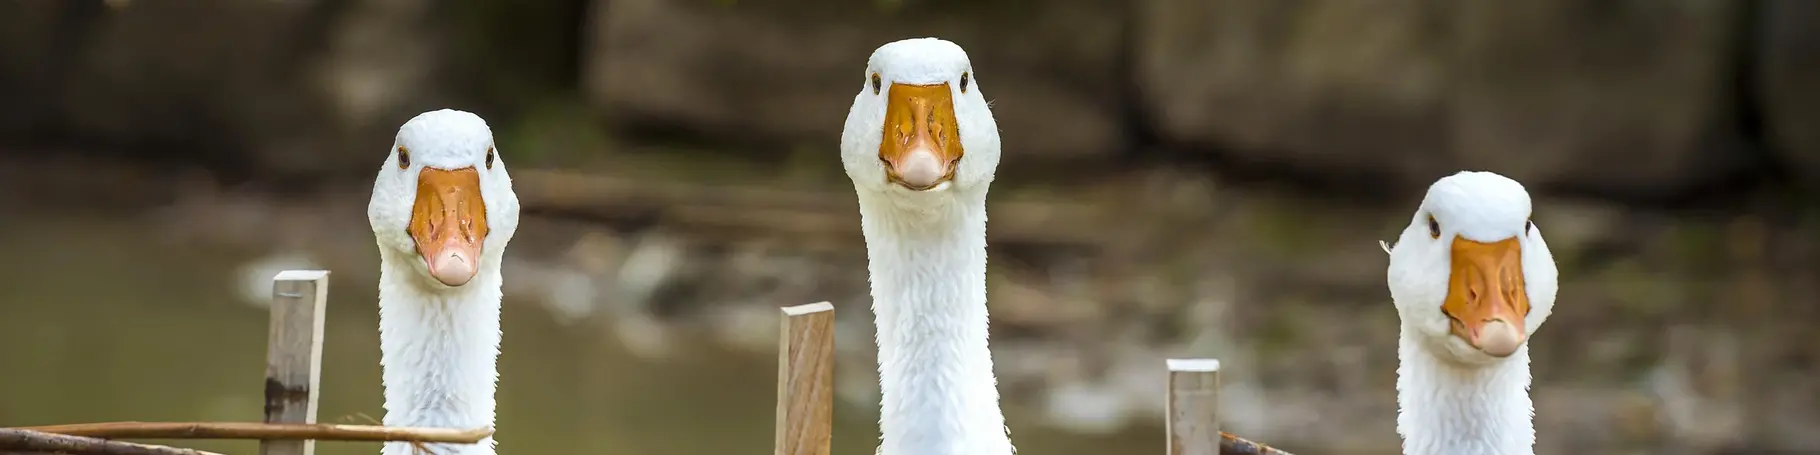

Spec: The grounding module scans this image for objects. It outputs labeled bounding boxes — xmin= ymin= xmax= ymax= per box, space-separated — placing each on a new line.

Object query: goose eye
xmin=960 ymin=72 xmax=970 ymax=93
xmin=1427 ymin=215 xmax=1441 ymax=239
xmin=1525 ymin=219 xmax=1533 ymax=235
xmin=870 ymin=73 xmax=883 ymax=95
xmin=397 ymin=146 xmax=411 ymax=169
xmin=485 ymin=147 xmax=495 ymax=169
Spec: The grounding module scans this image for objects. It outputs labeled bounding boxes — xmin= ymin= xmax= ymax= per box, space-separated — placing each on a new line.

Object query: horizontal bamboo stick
xmin=1218 ymin=432 xmax=1293 ymax=455
xmin=15 ymin=422 xmax=491 ymax=444
xmin=0 ymin=427 xmax=226 ymax=455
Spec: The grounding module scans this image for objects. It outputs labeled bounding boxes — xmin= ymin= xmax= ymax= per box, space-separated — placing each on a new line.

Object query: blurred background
xmin=1 ymin=0 xmax=1818 ymax=453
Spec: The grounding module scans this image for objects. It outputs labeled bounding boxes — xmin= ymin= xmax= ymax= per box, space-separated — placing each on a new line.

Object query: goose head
xmin=368 ymin=109 xmax=521 ymax=289
xmin=1386 ymin=171 xmax=1558 ymax=366
xmin=839 ymin=37 xmax=1000 ymax=206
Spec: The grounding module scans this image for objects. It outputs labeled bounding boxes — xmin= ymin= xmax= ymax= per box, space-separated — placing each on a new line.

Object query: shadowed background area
xmin=2 ymin=0 xmax=1818 ymax=453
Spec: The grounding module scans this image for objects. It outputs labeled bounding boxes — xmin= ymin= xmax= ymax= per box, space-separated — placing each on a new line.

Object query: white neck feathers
xmin=1396 ymin=330 xmax=1535 ymax=455
xmin=857 ymin=190 xmax=1013 ymax=455
xmin=377 ymin=248 xmax=502 ymax=455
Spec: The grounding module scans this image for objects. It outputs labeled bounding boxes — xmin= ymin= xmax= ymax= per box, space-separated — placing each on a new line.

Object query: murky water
xmin=0 ymin=212 xmax=1158 ymax=454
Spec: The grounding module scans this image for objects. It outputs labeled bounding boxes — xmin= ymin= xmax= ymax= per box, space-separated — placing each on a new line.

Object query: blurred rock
xmin=583 ymin=0 xmax=1127 ymax=158
xmin=0 ymin=0 xmax=466 ymax=174
xmin=1134 ymin=0 xmax=1746 ymax=195
xmin=1759 ymin=0 xmax=1820 ymax=183
xmin=2 ymin=1 xmax=328 ymax=166
xmin=312 ymin=0 xmax=441 ymax=135
xmin=5 ymin=0 xmax=1812 ymax=197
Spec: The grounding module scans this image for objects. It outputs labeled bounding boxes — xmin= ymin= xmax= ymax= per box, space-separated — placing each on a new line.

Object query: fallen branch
xmin=0 ymin=428 xmax=224 ymax=455
xmin=512 ymin=169 xmax=1107 ymax=247
xmin=1222 ymin=432 xmax=1294 ymax=455
xmin=15 ymin=422 xmax=490 ymax=444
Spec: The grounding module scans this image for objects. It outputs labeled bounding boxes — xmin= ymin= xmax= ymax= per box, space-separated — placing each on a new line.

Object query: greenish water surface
xmin=0 ymin=213 xmax=1154 ymax=454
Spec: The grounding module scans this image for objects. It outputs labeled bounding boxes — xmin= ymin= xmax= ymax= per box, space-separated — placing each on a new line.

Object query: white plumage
xmin=368 ymin=109 xmax=521 ymax=455
xmin=840 ymin=37 xmax=1015 ymax=455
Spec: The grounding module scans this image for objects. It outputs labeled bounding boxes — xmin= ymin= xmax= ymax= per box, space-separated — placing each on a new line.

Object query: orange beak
xmin=1443 ymin=236 xmax=1530 ymax=357
xmin=879 ymin=82 xmax=964 ymax=190
xmin=408 ymin=167 xmax=489 ymax=287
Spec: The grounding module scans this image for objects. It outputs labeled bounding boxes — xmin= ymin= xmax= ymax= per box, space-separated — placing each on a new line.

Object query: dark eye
xmin=870 ymin=73 xmax=883 ymax=95
xmin=960 ymin=72 xmax=970 ymax=93
xmin=397 ymin=146 xmax=410 ymax=169
xmin=1427 ymin=215 xmax=1441 ymax=239
xmin=485 ymin=147 xmax=495 ymax=169
xmin=1525 ymin=219 xmax=1533 ymax=235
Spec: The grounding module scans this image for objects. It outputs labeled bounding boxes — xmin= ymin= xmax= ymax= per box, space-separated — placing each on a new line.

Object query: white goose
xmin=367 ymin=109 xmax=520 ymax=455
xmin=1382 ymin=171 xmax=1559 ymax=455
xmin=838 ymin=37 xmax=1013 ymax=455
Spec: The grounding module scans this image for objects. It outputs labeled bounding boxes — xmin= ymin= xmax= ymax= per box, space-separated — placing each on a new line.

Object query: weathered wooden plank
xmin=262 ymin=270 xmax=329 ymax=455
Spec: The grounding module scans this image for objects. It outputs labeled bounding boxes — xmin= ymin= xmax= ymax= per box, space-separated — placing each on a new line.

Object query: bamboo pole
xmin=0 ymin=428 xmax=226 ymax=455
xmin=774 ymin=302 xmax=835 ymax=455
xmin=16 ymin=422 xmax=491 ymax=444
xmin=263 ymin=270 xmax=329 ymax=455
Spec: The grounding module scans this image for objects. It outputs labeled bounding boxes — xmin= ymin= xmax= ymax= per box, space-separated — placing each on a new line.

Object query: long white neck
xmin=857 ymin=190 xmax=1012 ymax=455
xmin=377 ymin=249 xmax=502 ymax=455
xmin=1396 ymin=330 xmax=1535 ymax=455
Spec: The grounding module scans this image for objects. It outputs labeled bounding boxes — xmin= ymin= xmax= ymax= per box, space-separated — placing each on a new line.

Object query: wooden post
xmin=262 ymin=270 xmax=330 ymax=455
xmin=774 ymin=302 xmax=835 ymax=455
xmin=1166 ymin=358 xmax=1221 ymax=455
